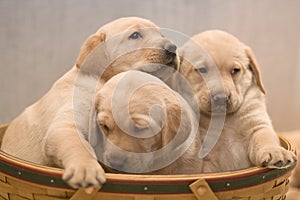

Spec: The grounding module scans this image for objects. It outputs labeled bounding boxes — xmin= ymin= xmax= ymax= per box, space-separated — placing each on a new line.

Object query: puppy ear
xmin=88 ymin=100 xmax=107 ymax=160
xmin=177 ymin=50 xmax=185 ymax=73
xmin=76 ymin=32 xmax=106 ymax=69
xmin=89 ymin=93 xmax=106 ymax=148
xmin=161 ymin=105 xmax=181 ymax=147
xmin=245 ymin=47 xmax=266 ymax=94
xmin=88 ymin=105 xmax=103 ymax=148
xmin=161 ymin=123 xmax=174 ymax=146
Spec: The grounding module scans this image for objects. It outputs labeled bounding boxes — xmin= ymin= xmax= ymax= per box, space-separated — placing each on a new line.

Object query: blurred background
xmin=0 ymin=0 xmax=299 ymax=131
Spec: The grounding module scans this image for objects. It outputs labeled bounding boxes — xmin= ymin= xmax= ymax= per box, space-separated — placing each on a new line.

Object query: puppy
xmin=1 ymin=17 xmax=178 ymax=188
xmin=179 ymin=30 xmax=296 ymax=172
xmin=93 ymin=70 xmax=202 ymax=174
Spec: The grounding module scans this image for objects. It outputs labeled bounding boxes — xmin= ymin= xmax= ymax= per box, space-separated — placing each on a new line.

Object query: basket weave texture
xmin=0 ymin=124 xmax=296 ymax=200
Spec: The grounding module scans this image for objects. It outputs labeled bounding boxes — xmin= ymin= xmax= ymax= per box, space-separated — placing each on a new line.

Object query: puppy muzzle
xmin=161 ymin=41 xmax=178 ymax=69
xmin=163 ymin=43 xmax=177 ymax=56
xmin=210 ymin=92 xmax=228 ymax=114
xmin=212 ymin=93 xmax=228 ymax=105
xmin=105 ymin=153 xmax=127 ymax=171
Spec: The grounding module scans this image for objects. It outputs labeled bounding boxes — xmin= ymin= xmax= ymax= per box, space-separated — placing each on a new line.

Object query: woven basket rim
xmin=0 ymin=124 xmax=297 ymax=194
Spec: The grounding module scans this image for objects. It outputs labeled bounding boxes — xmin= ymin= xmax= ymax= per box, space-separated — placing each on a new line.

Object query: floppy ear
xmin=76 ymin=32 xmax=106 ymax=69
xmin=161 ymin=105 xmax=181 ymax=147
xmin=88 ymin=105 xmax=103 ymax=148
xmin=88 ymin=100 xmax=107 ymax=160
xmin=88 ymin=92 xmax=106 ymax=148
xmin=245 ymin=47 xmax=266 ymax=94
xmin=161 ymin=123 xmax=175 ymax=146
xmin=177 ymin=49 xmax=185 ymax=73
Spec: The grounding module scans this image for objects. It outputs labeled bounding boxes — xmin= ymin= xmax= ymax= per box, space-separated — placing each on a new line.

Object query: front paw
xmin=63 ymin=159 xmax=106 ymax=189
xmin=256 ymin=146 xmax=297 ymax=168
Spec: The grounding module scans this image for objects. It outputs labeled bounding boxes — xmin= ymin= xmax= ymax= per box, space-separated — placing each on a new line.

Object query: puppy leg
xmin=44 ymin=117 xmax=105 ymax=188
xmin=248 ymin=128 xmax=297 ymax=168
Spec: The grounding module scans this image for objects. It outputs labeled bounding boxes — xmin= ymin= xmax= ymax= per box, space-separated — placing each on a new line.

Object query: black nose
xmin=163 ymin=43 xmax=177 ymax=55
xmin=211 ymin=93 xmax=228 ymax=105
xmin=107 ymin=154 xmax=126 ymax=170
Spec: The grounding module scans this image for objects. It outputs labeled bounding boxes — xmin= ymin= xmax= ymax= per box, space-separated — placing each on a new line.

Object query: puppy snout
xmin=106 ymin=153 xmax=126 ymax=170
xmin=163 ymin=43 xmax=177 ymax=56
xmin=211 ymin=92 xmax=228 ymax=106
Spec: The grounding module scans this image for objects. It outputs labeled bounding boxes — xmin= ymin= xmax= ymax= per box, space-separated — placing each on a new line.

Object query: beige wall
xmin=0 ymin=0 xmax=299 ymax=131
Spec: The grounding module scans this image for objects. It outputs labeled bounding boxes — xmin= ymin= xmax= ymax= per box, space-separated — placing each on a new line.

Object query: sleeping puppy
xmin=93 ymin=70 xmax=202 ymax=174
xmin=1 ymin=17 xmax=178 ymax=188
xmin=179 ymin=30 xmax=296 ymax=172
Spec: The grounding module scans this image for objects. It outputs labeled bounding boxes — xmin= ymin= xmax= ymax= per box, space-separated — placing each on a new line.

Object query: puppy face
xmin=179 ymin=30 xmax=266 ymax=115
xmin=76 ymin=17 xmax=178 ymax=81
xmin=94 ymin=71 xmax=193 ymax=173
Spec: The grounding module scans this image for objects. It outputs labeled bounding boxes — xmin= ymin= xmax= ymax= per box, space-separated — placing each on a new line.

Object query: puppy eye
xmin=231 ymin=68 xmax=241 ymax=75
xmin=196 ymin=67 xmax=208 ymax=74
xmin=129 ymin=31 xmax=142 ymax=40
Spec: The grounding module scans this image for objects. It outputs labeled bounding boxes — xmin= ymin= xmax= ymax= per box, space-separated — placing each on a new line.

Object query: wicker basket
xmin=0 ymin=124 xmax=296 ymax=200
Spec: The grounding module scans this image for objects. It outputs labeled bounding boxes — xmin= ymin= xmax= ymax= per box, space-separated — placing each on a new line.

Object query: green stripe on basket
xmin=0 ymin=159 xmax=70 ymax=188
xmin=208 ymin=165 xmax=293 ymax=192
xmin=0 ymin=158 xmax=296 ymax=194
xmin=101 ymin=163 xmax=296 ymax=194
xmin=101 ymin=182 xmax=191 ymax=194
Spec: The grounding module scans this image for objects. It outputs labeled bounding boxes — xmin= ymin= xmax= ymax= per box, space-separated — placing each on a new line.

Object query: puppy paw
xmin=63 ymin=159 xmax=106 ymax=189
xmin=256 ymin=146 xmax=297 ymax=169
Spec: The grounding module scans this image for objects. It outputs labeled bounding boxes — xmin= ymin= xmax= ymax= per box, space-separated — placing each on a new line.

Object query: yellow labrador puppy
xmin=93 ymin=70 xmax=202 ymax=174
xmin=1 ymin=17 xmax=178 ymax=188
xmin=179 ymin=30 xmax=296 ymax=172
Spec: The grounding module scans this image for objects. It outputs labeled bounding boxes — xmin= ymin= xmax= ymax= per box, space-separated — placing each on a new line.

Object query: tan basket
xmin=0 ymin=124 xmax=297 ymax=200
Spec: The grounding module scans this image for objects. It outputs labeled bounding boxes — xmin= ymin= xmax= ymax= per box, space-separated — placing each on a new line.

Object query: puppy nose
xmin=107 ymin=154 xmax=126 ymax=170
xmin=211 ymin=93 xmax=228 ymax=105
xmin=163 ymin=43 xmax=177 ymax=55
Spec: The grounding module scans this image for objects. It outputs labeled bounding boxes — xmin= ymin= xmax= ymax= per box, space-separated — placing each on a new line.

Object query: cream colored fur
xmin=94 ymin=70 xmax=203 ymax=174
xmin=1 ymin=17 xmax=178 ymax=188
xmin=179 ymin=30 xmax=296 ymax=172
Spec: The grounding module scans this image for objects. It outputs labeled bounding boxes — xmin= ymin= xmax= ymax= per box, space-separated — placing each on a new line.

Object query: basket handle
xmin=70 ymin=185 xmax=102 ymax=200
xmin=189 ymin=178 xmax=219 ymax=200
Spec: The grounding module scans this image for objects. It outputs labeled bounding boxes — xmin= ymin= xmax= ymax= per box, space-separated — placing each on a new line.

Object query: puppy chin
xmin=199 ymin=96 xmax=243 ymax=116
xmin=101 ymin=156 xmax=127 ymax=173
xmin=199 ymin=105 xmax=232 ymax=116
xmin=201 ymin=106 xmax=239 ymax=116
xmin=145 ymin=50 xmax=179 ymax=70
xmin=211 ymin=109 xmax=227 ymax=116
xmin=139 ymin=62 xmax=164 ymax=73
xmin=102 ymin=154 xmax=155 ymax=174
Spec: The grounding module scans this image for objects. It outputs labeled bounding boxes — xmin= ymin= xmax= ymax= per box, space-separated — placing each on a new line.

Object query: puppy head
xmin=76 ymin=17 xmax=178 ymax=81
xmin=94 ymin=71 xmax=192 ymax=173
xmin=179 ymin=30 xmax=266 ymax=115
